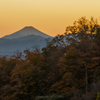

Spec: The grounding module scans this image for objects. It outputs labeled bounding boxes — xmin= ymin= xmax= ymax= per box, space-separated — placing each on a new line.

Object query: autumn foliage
xmin=0 ymin=17 xmax=100 ymax=100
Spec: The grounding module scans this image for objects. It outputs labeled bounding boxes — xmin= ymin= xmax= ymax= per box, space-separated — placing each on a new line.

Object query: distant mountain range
xmin=2 ymin=26 xmax=51 ymax=39
xmin=0 ymin=26 xmax=53 ymax=56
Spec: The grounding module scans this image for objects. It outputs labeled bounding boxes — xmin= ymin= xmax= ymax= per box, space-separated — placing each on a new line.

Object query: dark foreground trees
xmin=0 ymin=17 xmax=100 ymax=100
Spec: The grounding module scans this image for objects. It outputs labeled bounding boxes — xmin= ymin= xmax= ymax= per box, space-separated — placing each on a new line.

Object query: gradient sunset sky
xmin=0 ymin=0 xmax=100 ymax=37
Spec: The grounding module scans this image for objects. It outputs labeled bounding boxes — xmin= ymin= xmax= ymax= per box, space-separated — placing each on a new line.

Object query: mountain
xmin=0 ymin=26 xmax=53 ymax=56
xmin=2 ymin=26 xmax=51 ymax=39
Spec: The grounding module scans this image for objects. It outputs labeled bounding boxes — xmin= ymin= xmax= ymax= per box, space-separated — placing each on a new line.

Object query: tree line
xmin=0 ymin=17 xmax=100 ymax=100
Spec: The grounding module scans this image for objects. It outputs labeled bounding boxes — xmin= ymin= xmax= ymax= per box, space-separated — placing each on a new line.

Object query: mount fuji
xmin=2 ymin=26 xmax=51 ymax=39
xmin=0 ymin=26 xmax=53 ymax=56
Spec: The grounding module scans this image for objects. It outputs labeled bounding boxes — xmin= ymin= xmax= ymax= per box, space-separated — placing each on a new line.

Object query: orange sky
xmin=0 ymin=0 xmax=100 ymax=37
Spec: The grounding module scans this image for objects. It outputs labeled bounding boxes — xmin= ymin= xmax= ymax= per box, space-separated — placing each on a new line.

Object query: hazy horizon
xmin=0 ymin=0 xmax=100 ymax=38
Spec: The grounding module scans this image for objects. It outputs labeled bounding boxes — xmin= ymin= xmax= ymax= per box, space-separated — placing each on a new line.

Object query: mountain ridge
xmin=2 ymin=26 xmax=52 ymax=39
xmin=0 ymin=26 xmax=53 ymax=56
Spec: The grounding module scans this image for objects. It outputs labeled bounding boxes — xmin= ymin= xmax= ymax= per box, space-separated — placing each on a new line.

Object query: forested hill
xmin=0 ymin=17 xmax=100 ymax=100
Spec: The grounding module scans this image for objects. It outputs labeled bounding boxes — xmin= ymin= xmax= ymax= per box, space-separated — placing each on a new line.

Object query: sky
xmin=0 ymin=0 xmax=100 ymax=37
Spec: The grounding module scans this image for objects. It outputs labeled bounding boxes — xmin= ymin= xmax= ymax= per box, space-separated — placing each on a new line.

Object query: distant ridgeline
xmin=0 ymin=26 xmax=53 ymax=56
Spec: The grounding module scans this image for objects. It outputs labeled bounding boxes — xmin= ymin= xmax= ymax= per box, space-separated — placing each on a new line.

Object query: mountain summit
xmin=2 ymin=26 xmax=51 ymax=39
xmin=0 ymin=26 xmax=53 ymax=56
